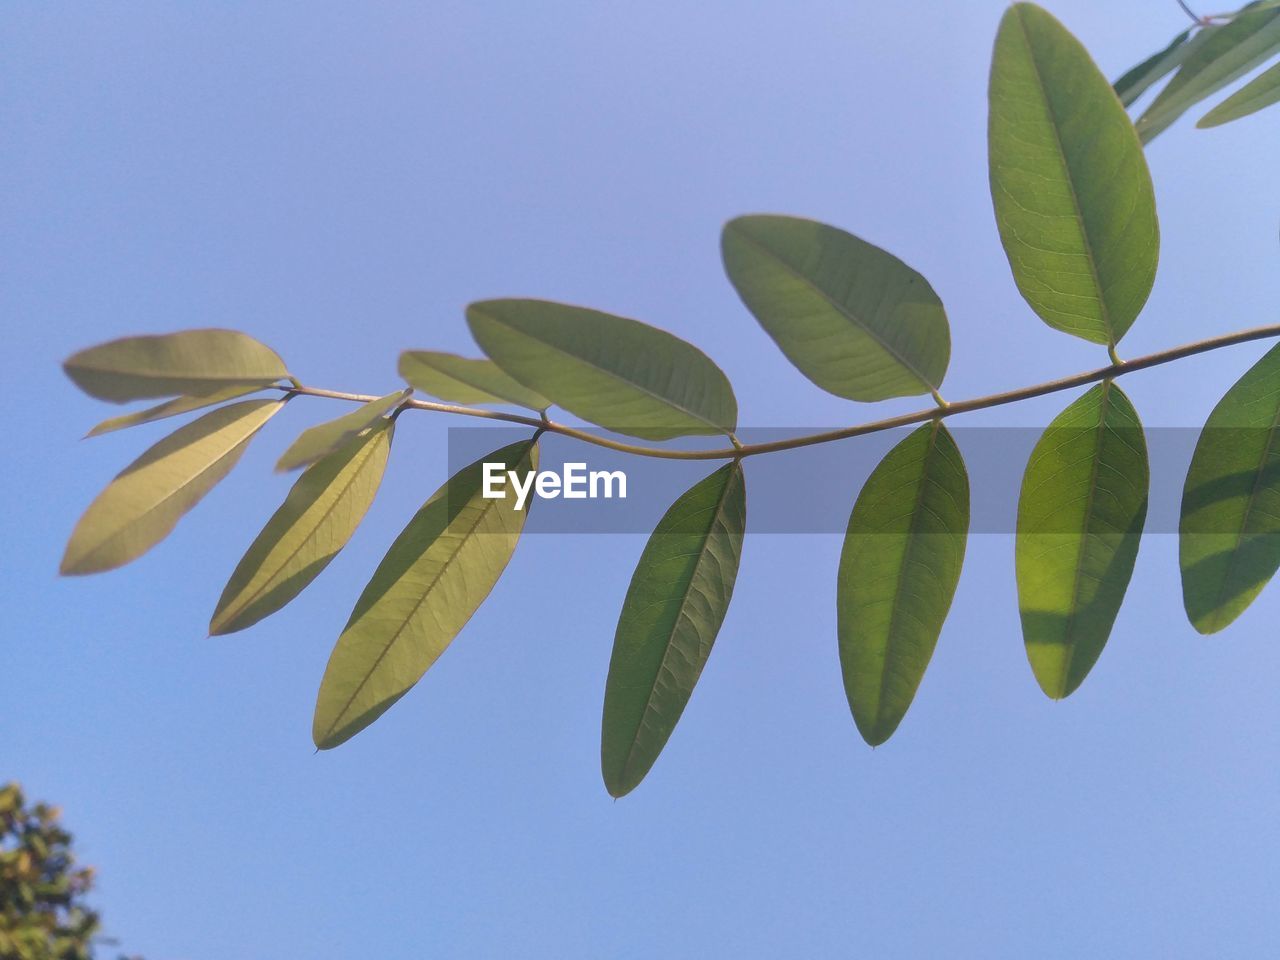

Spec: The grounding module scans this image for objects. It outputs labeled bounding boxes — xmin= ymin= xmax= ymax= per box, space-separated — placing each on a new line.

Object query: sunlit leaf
xmin=1136 ymin=5 xmax=1280 ymax=142
xmin=85 ymin=385 xmax=266 ymax=438
xmin=1197 ymin=58 xmax=1280 ymax=126
xmin=837 ymin=422 xmax=969 ymax=746
xmin=398 ymin=350 xmax=549 ymax=410
xmin=720 ymin=215 xmax=949 ymax=402
xmin=989 ymin=3 xmax=1159 ymax=346
xmin=1113 ymin=28 xmax=1194 ymax=106
xmin=312 ymin=439 xmax=538 ymax=748
xmin=60 ymin=399 xmax=286 ymax=575
xmin=1180 ymin=343 xmax=1280 ymax=633
xmin=275 ymin=389 xmax=408 ymax=472
xmin=63 ymin=329 xmax=289 ymax=403
xmin=467 ymin=299 xmax=737 ymax=440
xmin=1016 ymin=382 xmax=1148 ymax=699
xmin=601 ymin=462 xmax=746 ymax=797
xmin=210 ymin=421 xmax=395 ymax=635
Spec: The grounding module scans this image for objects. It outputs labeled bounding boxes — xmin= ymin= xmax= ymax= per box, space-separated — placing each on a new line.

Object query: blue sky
xmin=4 ymin=2 xmax=1279 ymax=957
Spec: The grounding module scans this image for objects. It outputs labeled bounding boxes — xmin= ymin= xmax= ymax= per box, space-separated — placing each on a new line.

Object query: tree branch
xmin=279 ymin=322 xmax=1280 ymax=461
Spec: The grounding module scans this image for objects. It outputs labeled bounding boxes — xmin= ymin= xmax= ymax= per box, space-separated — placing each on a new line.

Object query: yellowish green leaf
xmin=210 ymin=421 xmax=395 ymax=635
xmin=398 ymin=350 xmax=549 ymax=410
xmin=312 ymin=439 xmax=538 ymax=749
xmin=61 ymin=399 xmax=286 ymax=575
xmin=275 ymin=390 xmax=409 ymax=472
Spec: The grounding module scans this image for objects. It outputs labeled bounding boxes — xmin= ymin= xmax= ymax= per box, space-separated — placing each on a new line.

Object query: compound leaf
xmin=1016 ymin=381 xmax=1148 ymax=699
xmin=312 ymin=439 xmax=538 ymax=749
xmin=467 ymin=299 xmax=737 ymax=440
xmin=989 ymin=3 xmax=1159 ymax=346
xmin=838 ymin=422 xmax=969 ymax=746
xmin=601 ymin=462 xmax=746 ymax=797
xmin=61 ymin=399 xmax=286 ymax=575
xmin=1180 ymin=343 xmax=1280 ymax=633
xmin=275 ymin=389 xmax=408 ymax=472
xmin=64 ymin=329 xmax=289 ymax=403
xmin=211 ymin=421 xmax=395 ymax=635
xmin=1136 ymin=5 xmax=1280 ymax=141
xmin=398 ymin=350 xmax=549 ymax=410
xmin=721 ymin=215 xmax=949 ymax=402
xmin=1197 ymin=58 xmax=1280 ymax=126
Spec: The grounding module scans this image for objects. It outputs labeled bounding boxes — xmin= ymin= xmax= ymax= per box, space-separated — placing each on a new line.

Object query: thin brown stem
xmin=278 ymin=322 xmax=1280 ymax=462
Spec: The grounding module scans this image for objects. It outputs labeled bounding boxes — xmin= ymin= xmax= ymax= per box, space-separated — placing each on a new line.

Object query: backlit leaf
xmin=720 ymin=215 xmax=950 ymax=402
xmin=989 ymin=3 xmax=1159 ymax=346
xmin=1016 ymin=382 xmax=1148 ymax=699
xmin=1180 ymin=343 xmax=1280 ymax=633
xmin=312 ymin=439 xmax=538 ymax=749
xmin=837 ymin=422 xmax=969 ymax=746
xmin=60 ymin=399 xmax=286 ymax=575
xmin=398 ymin=350 xmax=549 ymax=410
xmin=85 ymin=385 xmax=265 ymax=438
xmin=1113 ymin=28 xmax=1194 ymax=107
xmin=1197 ymin=58 xmax=1280 ymax=126
xmin=210 ymin=421 xmax=395 ymax=635
xmin=1136 ymin=5 xmax=1280 ymax=142
xmin=64 ymin=329 xmax=288 ymax=403
xmin=275 ymin=389 xmax=408 ymax=472
xmin=467 ymin=299 xmax=737 ymax=440
xmin=601 ymin=462 xmax=746 ymax=797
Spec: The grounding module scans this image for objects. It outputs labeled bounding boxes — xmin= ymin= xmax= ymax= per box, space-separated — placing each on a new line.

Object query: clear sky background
xmin=4 ymin=2 xmax=1279 ymax=957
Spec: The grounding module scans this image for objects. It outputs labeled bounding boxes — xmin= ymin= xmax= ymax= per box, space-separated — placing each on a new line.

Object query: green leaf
xmin=275 ymin=389 xmax=409 ymax=472
xmin=1136 ymin=5 xmax=1280 ymax=142
xmin=1113 ymin=28 xmax=1194 ymax=107
xmin=988 ymin=3 xmax=1160 ymax=346
xmin=720 ymin=215 xmax=950 ymax=402
xmin=467 ymin=299 xmax=737 ymax=440
xmin=84 ymin=384 xmax=266 ymax=438
xmin=1197 ymin=58 xmax=1280 ymax=126
xmin=60 ymin=398 xmax=285 ymax=575
xmin=1016 ymin=382 xmax=1149 ymax=699
xmin=1180 ymin=343 xmax=1280 ymax=633
xmin=601 ymin=462 xmax=746 ymax=797
xmin=837 ymin=422 xmax=969 ymax=746
xmin=63 ymin=329 xmax=289 ymax=403
xmin=398 ymin=350 xmax=549 ymax=410
xmin=312 ymin=439 xmax=538 ymax=748
xmin=210 ymin=421 xmax=395 ymax=636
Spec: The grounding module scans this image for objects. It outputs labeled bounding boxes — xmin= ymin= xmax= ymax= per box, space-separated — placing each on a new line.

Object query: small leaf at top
xmin=1113 ymin=28 xmax=1194 ymax=107
xmin=275 ymin=389 xmax=409 ymax=472
xmin=312 ymin=438 xmax=538 ymax=749
xmin=1197 ymin=58 xmax=1280 ymax=127
xmin=85 ymin=384 xmax=266 ymax=438
xmin=61 ymin=398 xmax=286 ymax=575
xmin=1136 ymin=5 xmax=1280 ymax=142
xmin=398 ymin=350 xmax=549 ymax=410
xmin=1016 ymin=381 xmax=1149 ymax=699
xmin=63 ymin=329 xmax=289 ymax=403
xmin=838 ymin=422 xmax=969 ymax=746
xmin=210 ymin=420 xmax=395 ymax=635
xmin=601 ymin=462 xmax=746 ymax=798
xmin=467 ymin=299 xmax=738 ymax=441
xmin=989 ymin=3 xmax=1159 ymax=346
xmin=1180 ymin=342 xmax=1280 ymax=633
xmin=721 ymin=215 xmax=950 ymax=402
